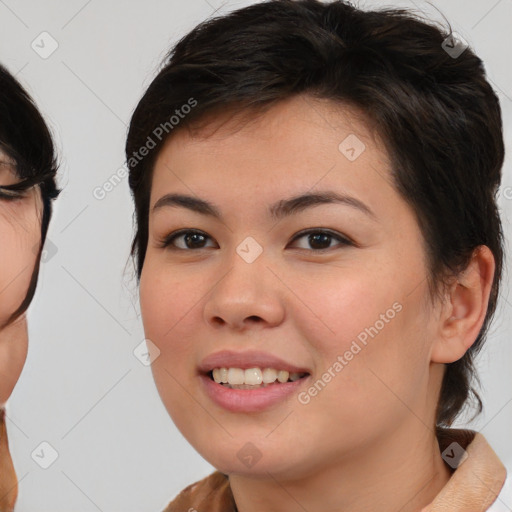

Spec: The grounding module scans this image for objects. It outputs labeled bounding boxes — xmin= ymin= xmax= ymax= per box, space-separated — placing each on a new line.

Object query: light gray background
xmin=1 ymin=0 xmax=511 ymax=510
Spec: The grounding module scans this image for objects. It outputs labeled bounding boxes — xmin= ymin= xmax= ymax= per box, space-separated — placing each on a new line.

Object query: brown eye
xmin=159 ymin=229 xmax=216 ymax=250
xmin=288 ymin=229 xmax=353 ymax=252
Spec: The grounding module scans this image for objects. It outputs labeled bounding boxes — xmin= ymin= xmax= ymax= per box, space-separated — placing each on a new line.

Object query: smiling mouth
xmin=207 ymin=369 xmax=310 ymax=389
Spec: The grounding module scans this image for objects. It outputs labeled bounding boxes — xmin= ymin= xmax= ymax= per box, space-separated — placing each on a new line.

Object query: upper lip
xmin=198 ymin=350 xmax=311 ymax=374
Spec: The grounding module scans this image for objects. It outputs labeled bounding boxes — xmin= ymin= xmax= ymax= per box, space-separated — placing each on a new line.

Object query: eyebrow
xmin=152 ymin=190 xmax=377 ymax=222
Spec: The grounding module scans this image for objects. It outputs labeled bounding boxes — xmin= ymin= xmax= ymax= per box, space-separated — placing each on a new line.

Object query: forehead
xmin=151 ymin=96 xmax=390 ymax=204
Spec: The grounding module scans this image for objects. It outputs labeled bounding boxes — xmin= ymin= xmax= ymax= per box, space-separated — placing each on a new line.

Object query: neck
xmin=229 ymin=422 xmax=452 ymax=512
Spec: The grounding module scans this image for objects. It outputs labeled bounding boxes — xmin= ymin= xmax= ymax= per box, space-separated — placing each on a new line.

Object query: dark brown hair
xmin=0 ymin=63 xmax=60 ymax=329
xmin=126 ymin=0 xmax=504 ymax=426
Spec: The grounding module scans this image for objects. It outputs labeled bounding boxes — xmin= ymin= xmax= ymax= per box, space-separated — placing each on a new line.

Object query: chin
xmin=198 ymin=441 xmax=305 ymax=479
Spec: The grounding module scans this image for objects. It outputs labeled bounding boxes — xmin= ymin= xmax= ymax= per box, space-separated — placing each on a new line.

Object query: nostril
xmin=211 ymin=317 xmax=226 ymax=327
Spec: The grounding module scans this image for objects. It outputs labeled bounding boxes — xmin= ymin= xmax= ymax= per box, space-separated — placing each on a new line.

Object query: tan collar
xmin=163 ymin=428 xmax=506 ymax=512
xmin=422 ymin=428 xmax=506 ymax=512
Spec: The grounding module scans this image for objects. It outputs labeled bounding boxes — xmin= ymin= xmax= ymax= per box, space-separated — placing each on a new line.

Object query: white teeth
xmin=262 ymin=368 xmax=277 ymax=383
xmin=219 ymin=367 xmax=228 ymax=383
xmin=213 ymin=368 xmax=229 ymax=383
xmin=277 ymin=370 xmax=289 ymax=383
xmin=211 ymin=367 xmax=306 ymax=386
xmin=244 ymin=368 xmax=263 ymax=385
xmin=227 ymin=368 xmax=245 ymax=385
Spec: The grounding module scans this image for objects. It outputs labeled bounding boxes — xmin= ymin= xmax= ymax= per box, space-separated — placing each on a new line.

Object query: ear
xmin=0 ymin=315 xmax=29 ymax=405
xmin=431 ymin=246 xmax=495 ymax=364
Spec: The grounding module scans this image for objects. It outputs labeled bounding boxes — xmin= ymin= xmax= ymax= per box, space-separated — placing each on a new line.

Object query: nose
xmin=202 ymin=249 xmax=286 ymax=332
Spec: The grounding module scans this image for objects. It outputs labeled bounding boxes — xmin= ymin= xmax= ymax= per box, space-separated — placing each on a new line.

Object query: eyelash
xmin=0 ymin=187 xmax=27 ymax=201
xmin=158 ymin=228 xmax=354 ymax=253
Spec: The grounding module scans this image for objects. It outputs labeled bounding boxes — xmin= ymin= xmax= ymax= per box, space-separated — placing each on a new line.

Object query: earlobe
xmin=431 ymin=245 xmax=495 ymax=364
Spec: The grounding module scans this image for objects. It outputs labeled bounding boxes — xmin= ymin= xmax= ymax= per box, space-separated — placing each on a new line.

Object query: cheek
xmin=289 ymin=265 xmax=407 ymax=360
xmin=0 ymin=209 xmax=41 ymax=322
xmin=139 ymin=260 xmax=208 ymax=435
xmin=139 ymin=260 xmax=200 ymax=370
xmin=293 ymin=264 xmax=432 ymax=419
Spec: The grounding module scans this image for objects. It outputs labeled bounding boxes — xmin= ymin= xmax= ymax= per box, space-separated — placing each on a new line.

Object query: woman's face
xmin=0 ymin=155 xmax=43 ymax=404
xmin=139 ymin=95 xmax=445 ymax=479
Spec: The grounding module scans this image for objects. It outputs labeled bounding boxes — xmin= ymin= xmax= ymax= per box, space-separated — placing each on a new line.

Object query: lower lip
xmin=199 ymin=373 xmax=310 ymax=413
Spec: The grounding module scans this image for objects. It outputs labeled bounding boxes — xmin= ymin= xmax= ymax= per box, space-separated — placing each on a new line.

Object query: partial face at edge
xmin=0 ymin=154 xmax=43 ymax=404
xmin=138 ymin=95 xmax=444 ymax=479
